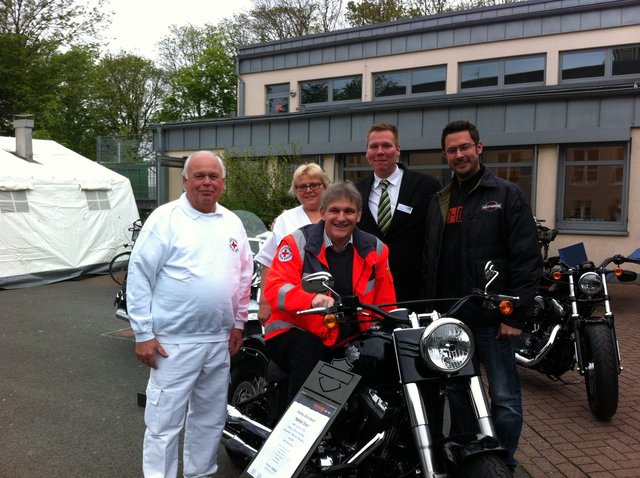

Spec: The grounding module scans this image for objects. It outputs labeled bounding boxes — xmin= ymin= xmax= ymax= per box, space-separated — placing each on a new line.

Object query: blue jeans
xmin=449 ymin=325 xmax=522 ymax=468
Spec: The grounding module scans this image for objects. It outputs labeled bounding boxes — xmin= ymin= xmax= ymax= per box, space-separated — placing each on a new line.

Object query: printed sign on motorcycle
xmin=245 ymin=392 xmax=336 ymax=478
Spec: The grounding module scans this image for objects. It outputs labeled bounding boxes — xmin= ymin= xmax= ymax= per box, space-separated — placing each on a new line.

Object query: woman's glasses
xmin=295 ymin=182 xmax=323 ymax=192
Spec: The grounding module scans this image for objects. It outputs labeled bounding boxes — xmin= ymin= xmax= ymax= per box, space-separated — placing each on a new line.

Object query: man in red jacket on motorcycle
xmin=264 ymin=181 xmax=396 ymax=402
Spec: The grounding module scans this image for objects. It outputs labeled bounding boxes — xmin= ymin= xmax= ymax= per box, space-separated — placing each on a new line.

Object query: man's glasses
xmin=445 ymin=143 xmax=476 ymax=156
xmin=295 ymin=182 xmax=323 ymax=192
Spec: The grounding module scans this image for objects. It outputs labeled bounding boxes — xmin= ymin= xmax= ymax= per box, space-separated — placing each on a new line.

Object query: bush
xmin=220 ymin=151 xmax=300 ymax=228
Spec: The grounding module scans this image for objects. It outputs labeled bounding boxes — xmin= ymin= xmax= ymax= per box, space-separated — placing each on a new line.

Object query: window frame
xmin=299 ymin=75 xmax=362 ymax=107
xmin=373 ymin=65 xmax=447 ymax=100
xmin=556 ymin=143 xmax=629 ymax=234
xmin=459 ymin=54 xmax=546 ymax=91
xmin=560 ymin=44 xmax=640 ymax=83
xmin=0 ymin=190 xmax=30 ymax=213
xmin=84 ymin=190 xmax=112 ymax=211
xmin=266 ymin=83 xmax=290 ymax=115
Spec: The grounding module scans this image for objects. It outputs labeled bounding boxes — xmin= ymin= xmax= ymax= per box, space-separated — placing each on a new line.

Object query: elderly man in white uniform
xmin=127 ymin=150 xmax=253 ymax=478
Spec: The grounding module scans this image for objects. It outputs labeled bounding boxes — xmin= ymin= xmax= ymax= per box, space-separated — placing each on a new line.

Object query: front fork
xmin=568 ymin=271 xmax=622 ymax=374
xmin=404 ymin=376 xmax=497 ymax=477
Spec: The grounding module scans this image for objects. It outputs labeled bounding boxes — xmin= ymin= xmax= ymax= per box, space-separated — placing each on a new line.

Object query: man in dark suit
xmin=356 ymin=123 xmax=441 ymax=303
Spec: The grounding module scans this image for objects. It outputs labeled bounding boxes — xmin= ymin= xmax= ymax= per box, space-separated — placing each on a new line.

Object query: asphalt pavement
xmin=0 ymin=274 xmax=240 ymax=478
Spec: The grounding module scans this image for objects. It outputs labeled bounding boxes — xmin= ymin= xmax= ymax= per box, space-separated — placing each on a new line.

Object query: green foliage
xmin=220 ymin=151 xmax=300 ymax=228
xmin=156 ymin=25 xmax=237 ymax=121
xmin=0 ymin=0 xmax=109 ymax=47
xmin=94 ymin=53 xmax=166 ymax=136
xmin=35 ymin=46 xmax=107 ymax=159
xmin=0 ymin=0 xmax=110 ymax=135
xmin=346 ymin=0 xmax=411 ymax=26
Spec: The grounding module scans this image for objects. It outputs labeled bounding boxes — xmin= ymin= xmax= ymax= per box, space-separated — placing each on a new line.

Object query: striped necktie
xmin=377 ymin=179 xmax=392 ymax=234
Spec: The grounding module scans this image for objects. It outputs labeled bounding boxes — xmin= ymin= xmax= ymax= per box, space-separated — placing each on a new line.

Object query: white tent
xmin=0 ymin=132 xmax=139 ymax=288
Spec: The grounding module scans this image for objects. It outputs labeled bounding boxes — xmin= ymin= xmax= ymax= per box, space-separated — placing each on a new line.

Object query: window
xmin=85 ymin=190 xmax=111 ymax=211
xmin=557 ymin=144 xmax=627 ymax=232
xmin=405 ymin=151 xmax=449 ymax=186
xmin=266 ymin=83 xmax=290 ymax=115
xmin=483 ymin=147 xmax=535 ymax=205
xmin=301 ymin=75 xmax=362 ymax=105
xmin=561 ymin=44 xmax=640 ymax=81
xmin=406 ymin=147 xmax=535 ymax=203
xmin=504 ymin=57 xmax=545 ymax=85
xmin=461 ymin=61 xmax=499 ymax=89
xmin=340 ymin=147 xmax=534 ymax=203
xmin=341 ymin=154 xmax=369 ymax=182
xmin=613 ymin=46 xmax=640 ymax=76
xmin=0 ymin=190 xmax=29 ymax=213
xmin=374 ymin=66 xmax=446 ymax=98
xmin=460 ymin=55 xmax=545 ymax=90
xmin=561 ymin=50 xmax=605 ymax=80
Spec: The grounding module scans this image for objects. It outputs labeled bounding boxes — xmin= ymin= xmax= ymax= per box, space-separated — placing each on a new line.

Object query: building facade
xmin=152 ymin=0 xmax=640 ymax=263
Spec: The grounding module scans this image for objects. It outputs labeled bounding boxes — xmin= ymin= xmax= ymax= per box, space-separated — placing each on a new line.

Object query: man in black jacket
xmin=422 ymin=120 xmax=542 ymax=471
xmin=356 ymin=123 xmax=440 ymax=303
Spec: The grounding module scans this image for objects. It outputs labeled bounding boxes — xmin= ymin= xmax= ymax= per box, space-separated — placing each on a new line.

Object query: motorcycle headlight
xmin=419 ymin=318 xmax=474 ymax=373
xmin=578 ymin=272 xmax=603 ymax=296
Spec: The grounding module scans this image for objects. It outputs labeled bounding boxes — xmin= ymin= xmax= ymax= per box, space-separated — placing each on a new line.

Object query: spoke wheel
xmin=109 ymin=251 xmax=131 ymax=285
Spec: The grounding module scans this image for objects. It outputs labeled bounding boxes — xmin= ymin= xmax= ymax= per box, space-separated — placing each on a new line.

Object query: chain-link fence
xmin=97 ymin=135 xmax=157 ymax=219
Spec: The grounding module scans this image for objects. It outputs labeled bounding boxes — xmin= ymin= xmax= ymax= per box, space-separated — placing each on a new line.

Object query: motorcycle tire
xmin=456 ymin=453 xmax=512 ymax=478
xmin=225 ymin=359 xmax=268 ymax=469
xmin=109 ymin=251 xmax=130 ymax=285
xmin=584 ymin=324 xmax=618 ymax=420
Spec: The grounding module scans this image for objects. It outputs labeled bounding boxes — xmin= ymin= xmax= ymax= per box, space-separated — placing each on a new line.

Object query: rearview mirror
xmin=484 ymin=261 xmax=499 ymax=293
xmin=301 ymin=271 xmax=334 ymax=294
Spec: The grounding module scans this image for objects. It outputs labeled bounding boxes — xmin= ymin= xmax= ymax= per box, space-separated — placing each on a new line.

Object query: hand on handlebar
xmin=497 ymin=322 xmax=522 ymax=339
xmin=312 ymin=293 xmax=335 ymax=308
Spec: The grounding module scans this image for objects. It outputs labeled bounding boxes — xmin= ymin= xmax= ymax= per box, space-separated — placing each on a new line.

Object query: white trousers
xmin=142 ymin=341 xmax=230 ymax=478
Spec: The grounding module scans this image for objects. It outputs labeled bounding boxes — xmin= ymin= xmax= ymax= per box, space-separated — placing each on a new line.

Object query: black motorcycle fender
xmin=443 ymin=434 xmax=508 ymax=464
xmin=231 ymin=338 xmax=268 ymax=369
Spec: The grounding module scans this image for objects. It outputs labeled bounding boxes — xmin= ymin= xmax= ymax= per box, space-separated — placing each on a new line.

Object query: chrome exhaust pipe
xmin=222 ymin=429 xmax=259 ymax=458
xmin=226 ymin=405 xmax=272 ymax=440
xmin=515 ymin=324 xmax=562 ymax=367
xmin=346 ymin=431 xmax=385 ymax=465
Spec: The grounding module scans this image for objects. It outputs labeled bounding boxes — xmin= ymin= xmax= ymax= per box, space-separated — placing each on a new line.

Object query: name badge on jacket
xmin=397 ymin=203 xmax=413 ymax=214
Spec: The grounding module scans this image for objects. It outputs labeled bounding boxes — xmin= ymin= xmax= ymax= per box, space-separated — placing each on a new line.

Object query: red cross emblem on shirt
xmin=278 ymin=245 xmax=293 ymax=262
xmin=229 ymin=238 xmax=238 ymax=252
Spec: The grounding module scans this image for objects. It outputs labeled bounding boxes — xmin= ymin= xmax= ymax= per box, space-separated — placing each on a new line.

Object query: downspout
xmin=236 ymin=56 xmax=245 ymax=118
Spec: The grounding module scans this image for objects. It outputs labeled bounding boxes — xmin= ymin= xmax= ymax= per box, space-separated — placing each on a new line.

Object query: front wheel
xmin=457 ymin=453 xmax=512 ymax=478
xmin=109 ymin=251 xmax=130 ymax=285
xmin=225 ymin=358 xmax=269 ymax=469
xmin=584 ymin=324 xmax=619 ymax=420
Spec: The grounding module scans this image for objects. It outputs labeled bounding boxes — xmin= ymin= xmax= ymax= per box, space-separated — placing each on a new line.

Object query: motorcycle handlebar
xmin=295 ymin=291 xmax=520 ymax=323
xmin=545 ymin=254 xmax=639 ymax=271
xmin=599 ymin=254 xmax=640 ymax=268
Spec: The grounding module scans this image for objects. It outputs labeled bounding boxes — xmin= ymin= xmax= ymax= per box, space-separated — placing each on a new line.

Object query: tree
xmin=223 ymin=0 xmax=346 ymax=44
xmin=156 ymin=24 xmax=236 ymax=121
xmin=0 ymin=0 xmax=109 ymax=136
xmin=345 ymin=0 xmax=410 ymax=26
xmin=94 ymin=52 xmax=165 ymax=137
xmin=407 ymin=0 xmax=450 ymax=16
xmin=0 ymin=0 xmax=108 ymax=46
xmin=36 ymin=45 xmax=107 ymax=159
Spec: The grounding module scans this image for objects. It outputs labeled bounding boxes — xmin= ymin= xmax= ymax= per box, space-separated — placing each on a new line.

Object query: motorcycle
xmin=515 ymin=221 xmax=639 ymax=420
xmin=113 ymin=210 xmax=271 ymax=326
xmin=222 ymin=262 xmax=519 ymax=477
